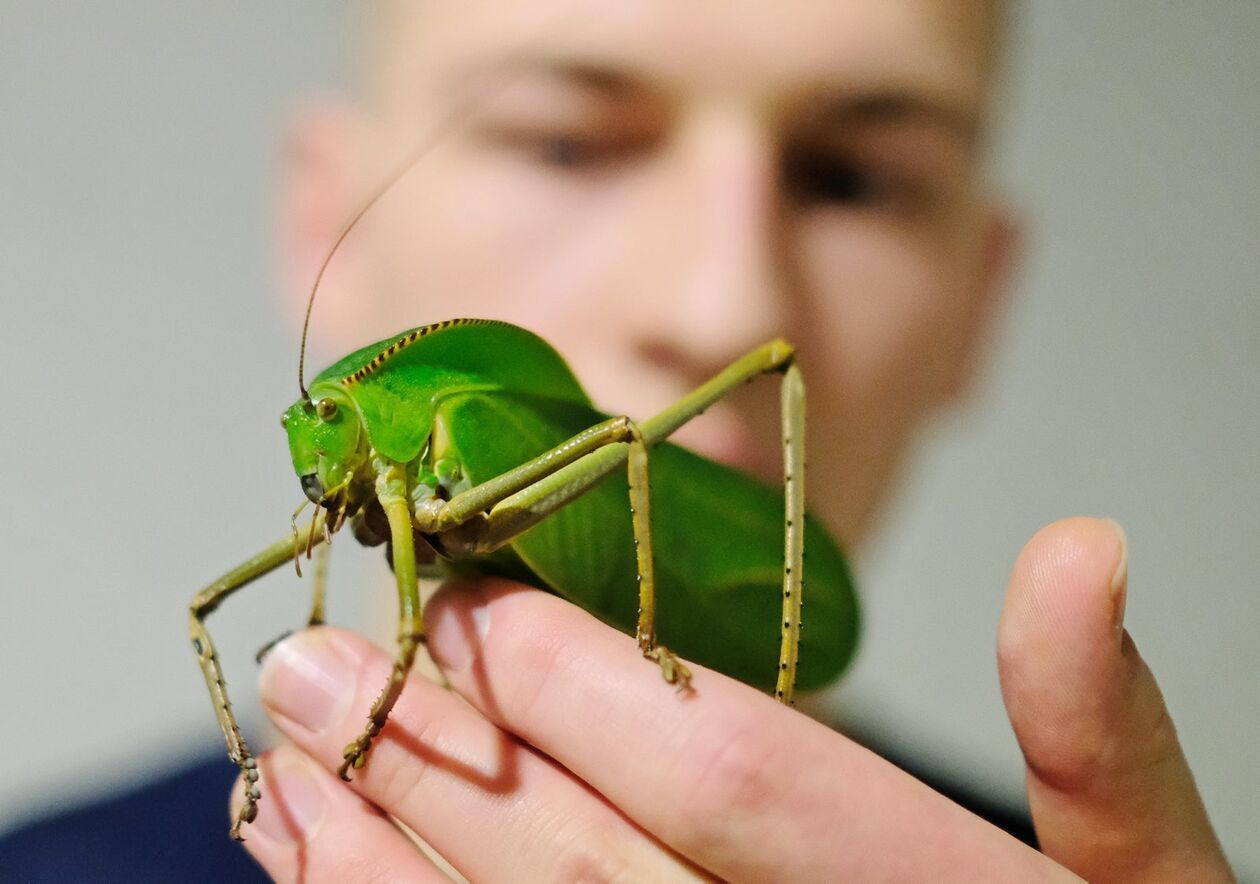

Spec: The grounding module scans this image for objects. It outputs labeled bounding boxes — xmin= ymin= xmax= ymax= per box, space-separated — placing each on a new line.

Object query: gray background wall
xmin=2 ymin=2 xmax=1256 ymax=874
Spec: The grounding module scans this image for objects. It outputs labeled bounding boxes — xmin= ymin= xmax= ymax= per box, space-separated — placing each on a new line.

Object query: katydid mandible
xmin=189 ymin=96 xmax=859 ymax=842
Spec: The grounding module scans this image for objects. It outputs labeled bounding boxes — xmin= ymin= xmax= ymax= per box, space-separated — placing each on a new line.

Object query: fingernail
xmin=1104 ymin=518 xmax=1129 ymax=637
xmin=251 ymin=751 xmax=326 ymax=844
xmin=260 ymin=631 xmax=356 ymax=733
xmin=427 ymin=581 xmax=491 ymax=673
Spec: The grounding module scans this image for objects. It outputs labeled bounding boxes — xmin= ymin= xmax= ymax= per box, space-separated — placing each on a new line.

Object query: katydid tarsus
xmin=189 ymin=124 xmax=859 ymax=849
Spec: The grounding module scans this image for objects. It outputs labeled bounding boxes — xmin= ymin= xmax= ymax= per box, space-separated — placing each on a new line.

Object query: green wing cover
xmin=438 ymin=391 xmax=860 ymax=691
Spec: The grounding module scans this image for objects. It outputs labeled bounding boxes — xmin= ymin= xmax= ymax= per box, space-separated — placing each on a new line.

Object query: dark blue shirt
xmin=0 ymin=744 xmax=1034 ymax=882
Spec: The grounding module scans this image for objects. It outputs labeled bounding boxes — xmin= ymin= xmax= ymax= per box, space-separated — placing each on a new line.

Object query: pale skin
xmin=233 ymin=1 xmax=1234 ymax=880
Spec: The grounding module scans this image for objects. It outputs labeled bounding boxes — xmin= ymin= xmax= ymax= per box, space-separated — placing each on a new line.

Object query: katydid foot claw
xmin=645 ymin=645 xmax=692 ymax=692
xmin=337 ymin=729 xmax=378 ymax=780
xmin=230 ymin=756 xmax=261 ymax=841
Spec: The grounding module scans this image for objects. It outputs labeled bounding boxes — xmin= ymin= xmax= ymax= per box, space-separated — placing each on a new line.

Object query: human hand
xmin=233 ymin=518 xmax=1232 ymax=882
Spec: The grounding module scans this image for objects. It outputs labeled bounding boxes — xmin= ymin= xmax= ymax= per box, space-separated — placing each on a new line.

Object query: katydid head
xmin=281 ymin=387 xmax=368 ymax=511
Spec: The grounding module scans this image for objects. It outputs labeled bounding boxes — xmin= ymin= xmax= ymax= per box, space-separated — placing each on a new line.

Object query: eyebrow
xmin=461 ymin=58 xmax=981 ymax=143
xmin=459 ymin=57 xmax=653 ymax=100
xmin=812 ymin=92 xmax=982 ymax=146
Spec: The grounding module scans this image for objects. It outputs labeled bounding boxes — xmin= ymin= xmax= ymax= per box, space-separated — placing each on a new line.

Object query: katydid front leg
xmin=188 ymin=514 xmax=327 ymax=840
xmin=337 ymin=456 xmax=423 ymax=779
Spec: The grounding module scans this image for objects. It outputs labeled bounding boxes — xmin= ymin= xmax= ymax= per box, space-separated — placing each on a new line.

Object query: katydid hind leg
xmin=427 ymin=409 xmax=694 ymax=687
xmin=418 ymin=411 xmax=645 ymax=542
xmin=635 ymin=338 xmax=805 ymax=702
xmin=464 ymin=338 xmax=802 ymax=550
xmin=338 ymin=461 xmax=424 ymax=779
xmin=776 ymin=363 xmax=806 ymax=706
xmin=188 ymin=515 xmax=326 ymax=840
xmin=415 ymin=405 xmax=688 ymax=687
xmin=438 ymin=340 xmax=803 ymax=699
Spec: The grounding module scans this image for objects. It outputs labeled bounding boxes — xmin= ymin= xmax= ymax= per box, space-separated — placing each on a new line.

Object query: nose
xmin=640 ymin=120 xmax=788 ymax=375
xmin=300 ymin=473 xmax=323 ymax=504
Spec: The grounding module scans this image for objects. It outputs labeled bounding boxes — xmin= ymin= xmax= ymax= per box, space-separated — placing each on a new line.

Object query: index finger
xmin=425 ymin=579 xmax=1074 ymax=882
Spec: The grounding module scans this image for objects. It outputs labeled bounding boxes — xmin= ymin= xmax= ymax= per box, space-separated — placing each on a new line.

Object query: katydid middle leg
xmin=337 ymin=458 xmax=424 ymax=779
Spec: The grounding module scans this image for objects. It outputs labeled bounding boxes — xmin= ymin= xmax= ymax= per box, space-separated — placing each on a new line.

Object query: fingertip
xmin=258 ymin=627 xmax=365 ymax=736
xmin=997 ymin=518 xmax=1133 ymax=787
xmin=227 ymin=745 xmax=451 ymax=882
xmin=230 ymin=746 xmax=328 ymax=848
xmin=999 ymin=517 xmax=1127 ymax=665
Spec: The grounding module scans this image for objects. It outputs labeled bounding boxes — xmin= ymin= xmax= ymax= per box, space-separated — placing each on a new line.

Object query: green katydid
xmin=189 ymin=116 xmax=859 ymax=846
xmin=190 ymin=317 xmax=860 ymax=839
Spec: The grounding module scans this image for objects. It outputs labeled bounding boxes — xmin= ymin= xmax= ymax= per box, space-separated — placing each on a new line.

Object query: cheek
xmin=796 ymin=215 xmax=973 ymax=413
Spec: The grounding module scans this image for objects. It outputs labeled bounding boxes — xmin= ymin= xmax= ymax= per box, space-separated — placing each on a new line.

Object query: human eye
xmin=785 ymin=113 xmax=973 ymax=218
xmin=466 ymin=73 xmax=664 ymax=175
xmin=490 ymin=123 xmax=653 ymax=172
xmin=784 ymin=149 xmax=906 ymax=208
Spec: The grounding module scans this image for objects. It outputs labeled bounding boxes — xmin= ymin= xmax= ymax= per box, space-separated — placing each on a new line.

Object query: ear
xmin=944 ymin=200 xmax=1022 ymax=400
xmin=274 ymin=98 xmax=374 ymax=333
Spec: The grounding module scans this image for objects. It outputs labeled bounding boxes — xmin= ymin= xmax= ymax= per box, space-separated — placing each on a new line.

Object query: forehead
xmin=365 ymin=0 xmax=996 ymax=119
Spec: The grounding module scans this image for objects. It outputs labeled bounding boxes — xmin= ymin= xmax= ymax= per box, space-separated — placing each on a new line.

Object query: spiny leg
xmin=189 ymin=514 xmax=326 ymax=840
xmin=626 ymin=421 xmax=691 ymax=689
xmin=776 ymin=363 xmax=805 ymax=705
xmin=338 ymin=459 xmax=423 ymax=779
xmin=633 ymin=340 xmax=804 ymax=703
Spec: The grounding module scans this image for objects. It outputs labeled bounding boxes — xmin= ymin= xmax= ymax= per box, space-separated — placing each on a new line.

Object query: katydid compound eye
xmin=316 ymin=398 xmax=338 ymax=420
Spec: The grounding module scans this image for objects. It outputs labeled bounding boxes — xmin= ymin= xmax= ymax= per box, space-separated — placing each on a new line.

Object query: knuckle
xmin=676 ymin=712 xmax=782 ymax=844
xmin=371 ymin=708 xmax=441 ymax=812
xmin=338 ymin=859 xmax=396 ymax=884
xmin=493 ymin=599 xmax=584 ymax=723
xmin=548 ymin=838 xmax=637 ymax=884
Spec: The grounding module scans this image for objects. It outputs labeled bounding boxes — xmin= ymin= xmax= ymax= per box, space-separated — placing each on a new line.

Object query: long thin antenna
xmin=297 ymin=121 xmax=459 ymax=400
xmin=297 ymin=10 xmax=578 ymax=400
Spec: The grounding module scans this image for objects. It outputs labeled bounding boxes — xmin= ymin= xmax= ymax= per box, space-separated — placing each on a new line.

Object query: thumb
xmin=997 ymin=517 xmax=1233 ymax=882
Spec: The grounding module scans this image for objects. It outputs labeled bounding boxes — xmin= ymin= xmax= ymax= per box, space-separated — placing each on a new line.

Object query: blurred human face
xmin=282 ymin=0 xmax=1012 ymax=547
